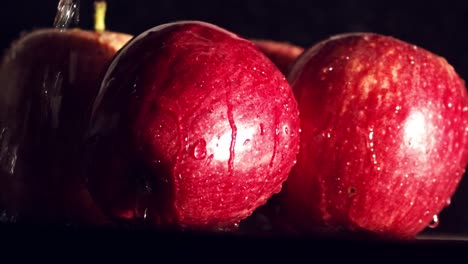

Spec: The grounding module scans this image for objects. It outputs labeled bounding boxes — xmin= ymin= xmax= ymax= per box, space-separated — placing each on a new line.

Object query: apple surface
xmin=252 ymin=39 xmax=304 ymax=76
xmin=0 ymin=28 xmax=132 ymax=225
xmin=280 ymin=33 xmax=468 ymax=239
xmin=85 ymin=21 xmax=300 ymax=231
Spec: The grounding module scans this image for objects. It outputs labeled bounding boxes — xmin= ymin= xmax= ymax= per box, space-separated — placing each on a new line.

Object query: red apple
xmin=252 ymin=39 xmax=304 ymax=76
xmin=0 ymin=28 xmax=132 ymax=225
xmin=280 ymin=33 xmax=468 ymax=239
xmin=85 ymin=21 xmax=300 ymax=231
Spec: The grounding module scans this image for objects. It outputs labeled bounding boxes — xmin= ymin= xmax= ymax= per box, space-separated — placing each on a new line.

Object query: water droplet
xmin=395 ymin=105 xmax=401 ymax=114
xmin=192 ymin=139 xmax=207 ymax=160
xmin=143 ymin=208 xmax=149 ymax=220
xmin=428 ymin=215 xmax=439 ymax=228
xmin=446 ymin=198 xmax=451 ymax=206
xmin=243 ymin=139 xmax=251 ymax=146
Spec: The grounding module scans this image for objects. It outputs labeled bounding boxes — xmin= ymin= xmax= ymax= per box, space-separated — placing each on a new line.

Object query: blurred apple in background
xmin=280 ymin=33 xmax=468 ymax=239
xmin=0 ymin=5 xmax=132 ymax=224
xmin=84 ymin=21 xmax=300 ymax=231
xmin=252 ymin=39 xmax=304 ymax=75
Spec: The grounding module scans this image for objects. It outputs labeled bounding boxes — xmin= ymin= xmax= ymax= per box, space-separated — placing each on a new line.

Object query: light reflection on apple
xmin=207 ymin=125 xmax=256 ymax=162
xmin=403 ymin=109 xmax=434 ymax=157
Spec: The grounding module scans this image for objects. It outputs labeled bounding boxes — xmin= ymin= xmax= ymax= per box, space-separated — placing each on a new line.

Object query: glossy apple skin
xmin=281 ymin=33 xmax=468 ymax=239
xmin=252 ymin=39 xmax=304 ymax=76
xmin=0 ymin=29 xmax=132 ymax=225
xmin=85 ymin=21 xmax=300 ymax=231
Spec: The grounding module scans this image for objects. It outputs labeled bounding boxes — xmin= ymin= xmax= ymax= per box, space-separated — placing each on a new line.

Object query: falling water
xmin=53 ymin=0 xmax=80 ymax=29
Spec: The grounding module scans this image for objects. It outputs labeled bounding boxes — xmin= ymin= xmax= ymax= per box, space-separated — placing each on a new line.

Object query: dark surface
xmin=1 ymin=1 xmax=468 ymax=79
xmin=0 ymin=222 xmax=465 ymax=261
xmin=1 ymin=0 xmax=468 ymax=242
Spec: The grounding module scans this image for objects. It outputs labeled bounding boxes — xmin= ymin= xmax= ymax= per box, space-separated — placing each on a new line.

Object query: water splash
xmin=53 ymin=0 xmax=80 ymax=29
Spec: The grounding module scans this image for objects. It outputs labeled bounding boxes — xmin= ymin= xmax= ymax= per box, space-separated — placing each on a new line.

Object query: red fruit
xmin=252 ymin=39 xmax=304 ymax=76
xmin=85 ymin=21 xmax=300 ymax=231
xmin=281 ymin=33 xmax=468 ymax=239
xmin=0 ymin=28 xmax=132 ymax=224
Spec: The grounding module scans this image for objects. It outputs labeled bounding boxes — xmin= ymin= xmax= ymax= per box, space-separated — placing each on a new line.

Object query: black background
xmin=2 ymin=0 xmax=468 ymax=82
xmin=1 ymin=0 xmax=468 ymax=239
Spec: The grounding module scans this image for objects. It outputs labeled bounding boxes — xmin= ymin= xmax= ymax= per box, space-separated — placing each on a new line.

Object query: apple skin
xmin=85 ymin=21 xmax=300 ymax=231
xmin=252 ymin=39 xmax=304 ymax=76
xmin=280 ymin=33 xmax=468 ymax=239
xmin=0 ymin=28 xmax=132 ymax=225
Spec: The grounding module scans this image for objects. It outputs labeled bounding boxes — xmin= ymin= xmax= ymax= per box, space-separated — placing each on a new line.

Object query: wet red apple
xmin=0 ymin=28 xmax=132 ymax=225
xmin=85 ymin=21 xmax=300 ymax=231
xmin=252 ymin=39 xmax=304 ymax=76
xmin=280 ymin=33 xmax=468 ymax=239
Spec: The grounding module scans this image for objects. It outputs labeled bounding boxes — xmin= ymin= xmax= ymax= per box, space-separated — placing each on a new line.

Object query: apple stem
xmin=94 ymin=0 xmax=107 ymax=32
